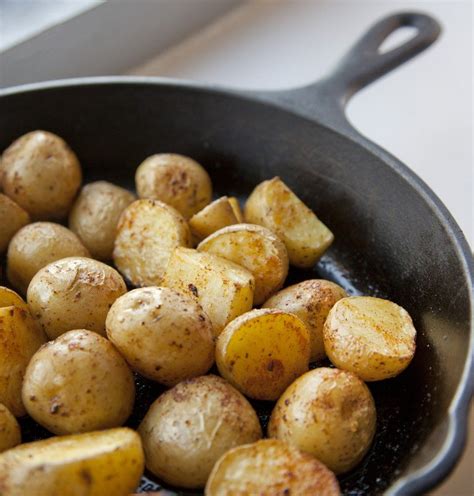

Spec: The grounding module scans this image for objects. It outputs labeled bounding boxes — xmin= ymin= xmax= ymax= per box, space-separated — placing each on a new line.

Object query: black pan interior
xmin=0 ymin=82 xmax=471 ymax=495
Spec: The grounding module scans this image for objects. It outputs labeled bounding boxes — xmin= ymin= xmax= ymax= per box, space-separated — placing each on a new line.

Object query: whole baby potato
xmin=69 ymin=181 xmax=136 ymax=260
xmin=138 ymin=375 xmax=262 ymax=489
xmin=268 ymin=367 xmax=376 ymax=474
xmin=22 ymin=329 xmax=135 ymax=435
xmin=135 ymin=154 xmax=212 ymax=219
xmin=106 ymin=287 xmax=214 ymax=386
xmin=0 ymin=403 xmax=21 ymax=453
xmin=7 ymin=222 xmax=90 ymax=294
xmin=1 ymin=131 xmax=82 ymax=220
xmin=263 ymin=279 xmax=346 ymax=361
xmin=0 ymin=194 xmax=30 ymax=253
xmin=27 ymin=257 xmax=127 ymax=339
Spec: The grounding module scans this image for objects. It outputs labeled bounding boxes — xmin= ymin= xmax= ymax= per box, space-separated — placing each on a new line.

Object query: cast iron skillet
xmin=0 ymin=11 xmax=472 ymax=496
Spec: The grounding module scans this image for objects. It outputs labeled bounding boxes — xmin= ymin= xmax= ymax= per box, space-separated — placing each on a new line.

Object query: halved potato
xmin=216 ymin=308 xmax=310 ymax=400
xmin=228 ymin=197 xmax=244 ymax=222
xmin=163 ymin=248 xmax=254 ymax=336
xmin=205 ymin=439 xmax=340 ymax=496
xmin=0 ymin=403 xmax=21 ymax=453
xmin=263 ymin=279 xmax=347 ymax=361
xmin=244 ymin=177 xmax=334 ymax=268
xmin=0 ymin=194 xmax=30 ymax=254
xmin=323 ymin=296 xmax=417 ymax=381
xmin=198 ymin=224 xmax=288 ymax=305
xmin=113 ymin=199 xmax=191 ymax=286
xmin=0 ymin=427 xmax=144 ymax=496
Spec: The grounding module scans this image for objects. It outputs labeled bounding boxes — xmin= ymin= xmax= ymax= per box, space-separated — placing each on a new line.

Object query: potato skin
xmin=106 ymin=287 xmax=214 ymax=386
xmin=1 ymin=131 xmax=82 ymax=220
xmin=0 ymin=427 xmax=144 ymax=496
xmin=263 ymin=279 xmax=346 ymax=361
xmin=198 ymin=223 xmax=289 ymax=305
xmin=27 ymin=257 xmax=127 ymax=339
xmin=205 ymin=439 xmax=340 ymax=496
xmin=69 ymin=181 xmax=135 ymax=260
xmin=22 ymin=329 xmax=135 ymax=435
xmin=0 ymin=403 xmax=21 ymax=453
xmin=136 ymin=153 xmax=212 ymax=219
xmin=323 ymin=296 xmax=417 ymax=381
xmin=216 ymin=308 xmax=310 ymax=400
xmin=138 ymin=375 xmax=262 ymax=489
xmin=0 ymin=194 xmax=30 ymax=253
xmin=7 ymin=222 xmax=90 ymax=295
xmin=268 ymin=367 xmax=376 ymax=474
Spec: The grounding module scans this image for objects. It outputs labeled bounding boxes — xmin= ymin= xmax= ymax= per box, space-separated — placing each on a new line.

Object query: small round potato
xmin=69 ymin=181 xmax=136 ymax=260
xmin=263 ymin=279 xmax=347 ymax=361
xmin=113 ymin=199 xmax=191 ymax=287
xmin=205 ymin=439 xmax=340 ymax=496
xmin=106 ymin=287 xmax=214 ymax=386
xmin=22 ymin=329 xmax=135 ymax=435
xmin=7 ymin=222 xmax=90 ymax=294
xmin=0 ymin=403 xmax=21 ymax=453
xmin=135 ymin=154 xmax=212 ymax=219
xmin=1 ymin=131 xmax=82 ymax=220
xmin=268 ymin=367 xmax=376 ymax=474
xmin=216 ymin=308 xmax=310 ymax=400
xmin=323 ymin=296 xmax=417 ymax=381
xmin=138 ymin=375 xmax=262 ymax=489
xmin=0 ymin=194 xmax=30 ymax=253
xmin=27 ymin=257 xmax=127 ymax=339
xmin=198 ymin=224 xmax=289 ymax=305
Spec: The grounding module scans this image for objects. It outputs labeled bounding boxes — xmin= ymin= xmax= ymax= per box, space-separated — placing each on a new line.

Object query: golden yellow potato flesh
xmin=228 ymin=197 xmax=244 ymax=222
xmin=0 ymin=403 xmax=21 ymax=452
xmin=268 ymin=367 xmax=376 ymax=474
xmin=0 ymin=194 xmax=30 ymax=254
xmin=323 ymin=296 xmax=417 ymax=381
xmin=216 ymin=308 xmax=310 ymax=400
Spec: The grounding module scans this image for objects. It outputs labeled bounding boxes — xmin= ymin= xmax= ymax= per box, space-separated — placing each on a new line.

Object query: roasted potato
xmin=244 ymin=177 xmax=334 ymax=268
xmin=228 ymin=196 xmax=244 ymax=222
xmin=138 ymin=375 xmax=262 ymax=489
xmin=7 ymin=222 xmax=90 ymax=294
xmin=1 ymin=131 xmax=82 ymax=220
xmin=0 ymin=427 xmax=144 ymax=496
xmin=206 ymin=439 xmax=340 ymax=496
xmin=27 ymin=257 xmax=127 ymax=339
xmin=0 ymin=194 xmax=30 ymax=253
xmin=113 ymin=199 xmax=191 ymax=286
xmin=323 ymin=296 xmax=417 ymax=381
xmin=189 ymin=196 xmax=241 ymax=242
xmin=263 ymin=279 xmax=347 ymax=361
xmin=0 ymin=287 xmax=46 ymax=416
xmin=163 ymin=247 xmax=254 ymax=336
xmin=69 ymin=181 xmax=136 ymax=260
xmin=22 ymin=329 xmax=135 ymax=435
xmin=135 ymin=153 xmax=212 ymax=219
xmin=106 ymin=287 xmax=214 ymax=386
xmin=0 ymin=403 xmax=21 ymax=453
xmin=216 ymin=308 xmax=310 ymax=400
xmin=198 ymin=224 xmax=289 ymax=305
xmin=268 ymin=367 xmax=376 ymax=474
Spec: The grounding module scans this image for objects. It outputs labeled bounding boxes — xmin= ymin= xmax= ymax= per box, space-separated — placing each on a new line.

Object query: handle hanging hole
xmin=378 ymin=26 xmax=419 ymax=54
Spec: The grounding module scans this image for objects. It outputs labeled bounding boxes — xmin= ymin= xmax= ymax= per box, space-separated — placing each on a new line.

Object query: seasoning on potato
xmin=106 ymin=287 xmax=214 ymax=386
xmin=138 ymin=375 xmax=262 ymax=489
xmin=0 ymin=403 xmax=21 ymax=453
xmin=263 ymin=279 xmax=347 ymax=361
xmin=69 ymin=180 xmax=135 ymax=260
xmin=1 ymin=131 xmax=82 ymax=220
xmin=205 ymin=439 xmax=340 ymax=496
xmin=113 ymin=199 xmax=191 ymax=287
xmin=268 ymin=367 xmax=376 ymax=474
xmin=244 ymin=176 xmax=334 ymax=268
xmin=7 ymin=222 xmax=90 ymax=295
xmin=323 ymin=296 xmax=417 ymax=381
xmin=0 ymin=427 xmax=144 ymax=496
xmin=163 ymin=247 xmax=254 ymax=336
xmin=22 ymin=329 xmax=135 ymax=435
xmin=0 ymin=194 xmax=30 ymax=254
xmin=135 ymin=153 xmax=212 ymax=219
xmin=0 ymin=286 xmax=46 ymax=417
xmin=216 ymin=308 xmax=310 ymax=400
xmin=27 ymin=257 xmax=127 ymax=339
xmin=198 ymin=223 xmax=289 ymax=305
